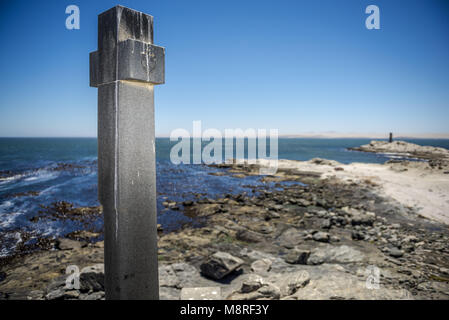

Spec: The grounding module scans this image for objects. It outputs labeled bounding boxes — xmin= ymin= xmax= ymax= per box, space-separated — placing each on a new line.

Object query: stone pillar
xmin=89 ymin=5 xmax=165 ymax=300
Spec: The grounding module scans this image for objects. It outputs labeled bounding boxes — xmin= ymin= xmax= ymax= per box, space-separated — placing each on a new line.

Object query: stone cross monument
xmin=90 ymin=5 xmax=165 ymax=300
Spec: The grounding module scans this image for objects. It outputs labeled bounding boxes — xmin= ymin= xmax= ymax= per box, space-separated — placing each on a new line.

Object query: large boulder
xmin=200 ymin=252 xmax=244 ymax=280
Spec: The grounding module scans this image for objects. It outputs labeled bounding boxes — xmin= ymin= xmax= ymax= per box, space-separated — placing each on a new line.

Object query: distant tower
xmin=389 ymin=132 xmax=393 ymax=143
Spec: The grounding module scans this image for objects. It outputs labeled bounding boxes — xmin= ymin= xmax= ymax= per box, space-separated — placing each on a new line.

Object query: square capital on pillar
xmin=90 ymin=6 xmax=165 ymax=87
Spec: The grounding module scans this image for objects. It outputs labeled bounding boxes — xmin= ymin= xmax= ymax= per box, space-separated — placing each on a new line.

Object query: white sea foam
xmin=0 ymin=173 xmax=26 ymax=183
xmin=0 ymin=212 xmax=22 ymax=228
xmin=0 ymin=232 xmax=23 ymax=257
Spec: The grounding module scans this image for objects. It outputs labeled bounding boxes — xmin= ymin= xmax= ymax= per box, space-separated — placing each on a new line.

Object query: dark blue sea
xmin=1 ymin=137 xmax=448 ymax=256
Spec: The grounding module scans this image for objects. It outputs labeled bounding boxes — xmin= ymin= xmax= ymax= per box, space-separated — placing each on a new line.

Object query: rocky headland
xmin=349 ymin=140 xmax=449 ymax=166
xmin=1 ymin=152 xmax=449 ymax=300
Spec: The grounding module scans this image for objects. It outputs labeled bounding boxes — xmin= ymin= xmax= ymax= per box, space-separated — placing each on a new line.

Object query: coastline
xmin=1 ymin=154 xmax=448 ymax=300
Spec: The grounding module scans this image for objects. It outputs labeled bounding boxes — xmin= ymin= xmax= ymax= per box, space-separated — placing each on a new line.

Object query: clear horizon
xmin=0 ymin=0 xmax=448 ymax=137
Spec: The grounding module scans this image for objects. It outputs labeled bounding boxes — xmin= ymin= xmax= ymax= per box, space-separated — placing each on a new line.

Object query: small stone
xmin=284 ymin=249 xmax=310 ymax=265
xmin=82 ymin=291 xmax=104 ymax=300
xmin=268 ymin=211 xmax=280 ymax=219
xmin=45 ymin=288 xmax=65 ymax=300
xmin=64 ymin=290 xmax=80 ymax=299
xmin=312 ymin=232 xmax=330 ymax=243
xmin=321 ymin=219 xmax=331 ymax=229
xmin=351 ymin=215 xmax=375 ymax=227
xmin=250 ymin=259 xmax=272 ymax=273
xmin=304 ymin=234 xmax=313 ymax=241
xmin=256 ymin=283 xmax=281 ymax=299
xmin=236 ymin=229 xmax=264 ymax=243
xmin=351 ymin=231 xmax=365 ymax=241
xmin=388 ymin=248 xmax=404 ymax=258
xmin=330 ymin=235 xmax=340 ymax=242
xmin=439 ymin=267 xmax=449 ymax=275
xmin=56 ymin=238 xmax=83 ymax=250
xmin=27 ymin=290 xmax=45 ymax=300
xmin=241 ymin=274 xmax=265 ymax=293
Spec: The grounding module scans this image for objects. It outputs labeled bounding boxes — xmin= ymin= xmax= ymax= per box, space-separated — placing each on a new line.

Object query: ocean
xmin=1 ymin=137 xmax=449 ymax=257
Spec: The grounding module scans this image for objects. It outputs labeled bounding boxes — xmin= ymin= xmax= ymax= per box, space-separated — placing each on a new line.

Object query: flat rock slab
xmin=285 ymin=272 xmax=412 ymax=300
xmin=307 ymin=245 xmax=364 ymax=265
xmin=180 ymin=287 xmax=222 ymax=300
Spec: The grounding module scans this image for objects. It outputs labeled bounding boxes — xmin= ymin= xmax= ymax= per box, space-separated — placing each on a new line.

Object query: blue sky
xmin=0 ymin=0 xmax=448 ymax=137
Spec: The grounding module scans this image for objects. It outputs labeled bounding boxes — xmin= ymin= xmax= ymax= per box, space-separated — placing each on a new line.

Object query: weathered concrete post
xmin=89 ymin=5 xmax=165 ymax=300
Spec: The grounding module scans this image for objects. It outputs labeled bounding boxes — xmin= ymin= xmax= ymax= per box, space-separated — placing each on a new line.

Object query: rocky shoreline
xmin=1 ymin=157 xmax=449 ymax=300
xmin=349 ymin=140 xmax=449 ymax=167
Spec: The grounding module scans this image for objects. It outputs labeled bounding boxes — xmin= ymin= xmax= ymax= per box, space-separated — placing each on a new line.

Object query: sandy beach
xmin=257 ymin=158 xmax=449 ymax=225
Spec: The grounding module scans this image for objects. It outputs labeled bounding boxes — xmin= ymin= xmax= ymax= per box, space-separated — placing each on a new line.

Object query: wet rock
xmin=163 ymin=201 xmax=177 ymax=208
xmin=284 ymin=249 xmax=310 ymax=265
xmin=200 ymin=252 xmax=244 ymax=280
